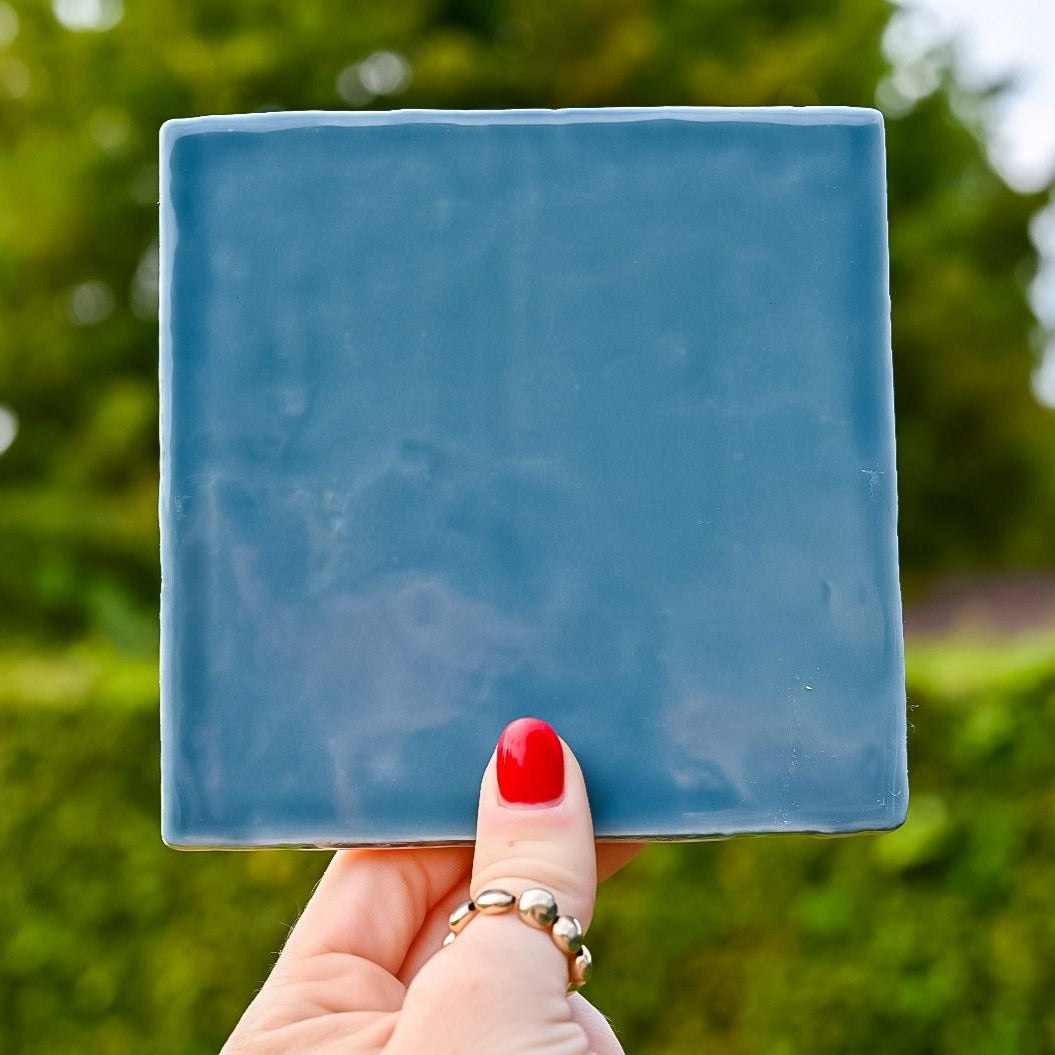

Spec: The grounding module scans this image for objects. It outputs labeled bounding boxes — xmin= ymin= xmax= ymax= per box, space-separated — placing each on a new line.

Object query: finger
xmin=397 ymin=871 xmax=471 ymax=984
xmin=227 ymin=849 xmax=473 ymax=1037
xmin=396 ymin=842 xmax=642 ymax=985
xmin=392 ymin=718 xmax=599 ymax=1053
xmin=280 ymin=846 xmax=472 ymax=975
xmin=469 ymin=717 xmax=597 ymax=932
xmin=569 ymin=994 xmax=626 ymax=1055
xmin=450 ymin=716 xmax=597 ymax=1005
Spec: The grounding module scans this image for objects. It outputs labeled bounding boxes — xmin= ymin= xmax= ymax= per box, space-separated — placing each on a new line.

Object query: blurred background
xmin=1 ymin=0 xmax=1054 ymax=1052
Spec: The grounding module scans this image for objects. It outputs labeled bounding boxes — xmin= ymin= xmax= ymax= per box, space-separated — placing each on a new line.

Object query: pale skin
xmin=222 ymin=738 xmax=638 ymax=1055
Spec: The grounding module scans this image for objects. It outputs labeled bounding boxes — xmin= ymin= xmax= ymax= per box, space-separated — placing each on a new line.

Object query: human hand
xmin=222 ymin=718 xmax=637 ymax=1054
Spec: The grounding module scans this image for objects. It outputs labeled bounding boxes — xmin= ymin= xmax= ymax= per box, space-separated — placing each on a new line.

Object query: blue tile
xmin=160 ymin=108 xmax=907 ymax=847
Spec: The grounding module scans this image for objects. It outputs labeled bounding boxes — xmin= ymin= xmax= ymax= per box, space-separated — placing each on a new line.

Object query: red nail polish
xmin=497 ymin=718 xmax=565 ymax=806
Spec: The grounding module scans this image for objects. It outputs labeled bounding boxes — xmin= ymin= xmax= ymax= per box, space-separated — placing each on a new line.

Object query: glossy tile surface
xmin=160 ymin=108 xmax=907 ymax=847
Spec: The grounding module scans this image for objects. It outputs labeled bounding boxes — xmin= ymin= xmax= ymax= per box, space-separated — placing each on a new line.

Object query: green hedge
xmin=2 ymin=640 xmax=1054 ymax=1054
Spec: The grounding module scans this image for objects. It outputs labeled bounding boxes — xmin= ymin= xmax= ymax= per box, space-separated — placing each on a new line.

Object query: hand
xmin=222 ymin=718 xmax=638 ymax=1054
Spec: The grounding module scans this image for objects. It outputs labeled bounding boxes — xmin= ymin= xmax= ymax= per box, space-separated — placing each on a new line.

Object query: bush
xmin=2 ymin=638 xmax=1054 ymax=1054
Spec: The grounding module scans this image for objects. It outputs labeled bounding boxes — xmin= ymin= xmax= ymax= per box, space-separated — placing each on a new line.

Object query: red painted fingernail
xmin=497 ymin=718 xmax=565 ymax=806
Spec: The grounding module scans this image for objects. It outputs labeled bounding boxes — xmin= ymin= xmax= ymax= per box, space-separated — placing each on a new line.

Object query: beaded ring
xmin=442 ymin=887 xmax=593 ymax=991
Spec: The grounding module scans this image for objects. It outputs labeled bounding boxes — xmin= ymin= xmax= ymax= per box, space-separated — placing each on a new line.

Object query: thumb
xmin=469 ymin=716 xmax=598 ymax=949
xmin=393 ymin=718 xmax=600 ymax=1055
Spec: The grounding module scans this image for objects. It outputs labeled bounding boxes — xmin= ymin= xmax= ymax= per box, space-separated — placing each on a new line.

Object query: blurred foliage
xmin=0 ymin=0 xmax=1053 ymax=647
xmin=1 ymin=643 xmax=1053 ymax=1054
xmin=2 ymin=1 xmax=1055 ymax=1053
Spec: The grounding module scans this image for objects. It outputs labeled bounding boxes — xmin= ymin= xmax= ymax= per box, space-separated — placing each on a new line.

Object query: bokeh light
xmin=0 ymin=2 xmax=19 ymax=46
xmin=0 ymin=404 xmax=17 ymax=456
xmin=336 ymin=51 xmax=412 ymax=106
xmin=51 ymin=0 xmax=124 ymax=33
xmin=66 ymin=280 xmax=115 ymax=326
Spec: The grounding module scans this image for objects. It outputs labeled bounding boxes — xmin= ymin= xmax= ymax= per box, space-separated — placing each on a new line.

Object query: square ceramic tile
xmin=160 ymin=108 xmax=907 ymax=847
